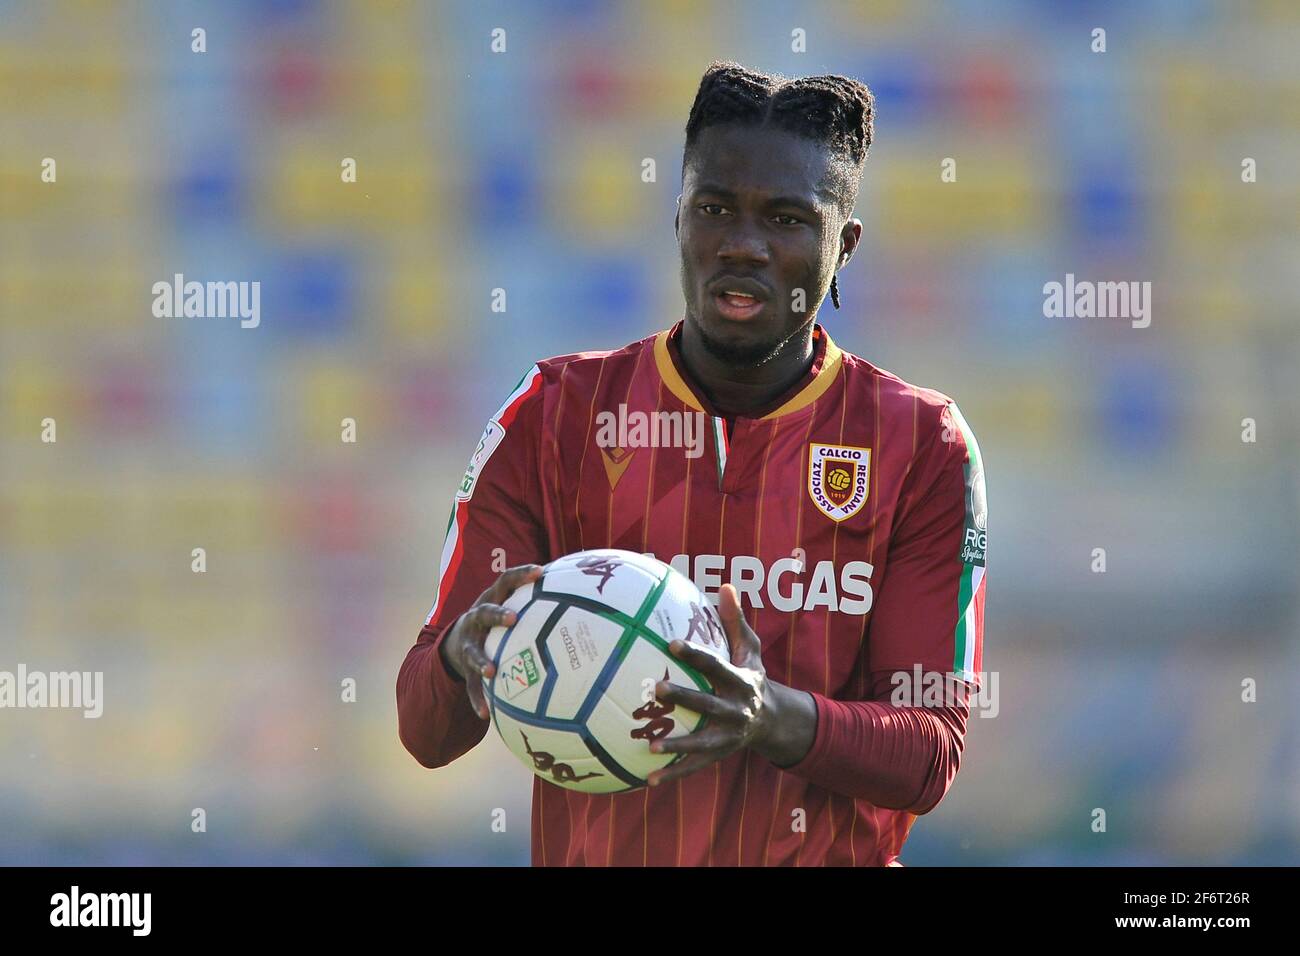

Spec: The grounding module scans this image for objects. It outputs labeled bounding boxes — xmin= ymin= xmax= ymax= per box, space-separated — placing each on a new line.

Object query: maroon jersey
xmin=398 ymin=321 xmax=986 ymax=866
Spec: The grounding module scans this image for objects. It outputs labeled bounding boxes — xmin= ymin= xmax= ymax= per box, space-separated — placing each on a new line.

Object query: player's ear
xmin=838 ymin=217 xmax=863 ymax=266
xmin=674 ymin=194 xmax=682 ymax=238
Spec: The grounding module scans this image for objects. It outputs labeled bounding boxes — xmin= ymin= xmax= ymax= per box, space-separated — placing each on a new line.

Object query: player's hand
xmin=440 ymin=564 xmax=544 ymax=721
xmin=645 ymin=583 xmax=779 ymax=786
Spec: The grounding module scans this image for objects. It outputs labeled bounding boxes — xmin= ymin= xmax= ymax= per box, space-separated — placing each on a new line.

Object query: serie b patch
xmin=808 ymin=443 xmax=870 ymax=522
xmin=500 ymin=647 xmax=541 ymax=700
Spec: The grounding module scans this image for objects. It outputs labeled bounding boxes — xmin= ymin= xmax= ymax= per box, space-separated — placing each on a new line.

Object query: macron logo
xmin=50 ymin=886 xmax=151 ymax=937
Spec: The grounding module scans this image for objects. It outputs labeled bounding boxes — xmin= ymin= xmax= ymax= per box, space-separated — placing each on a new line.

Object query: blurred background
xmin=1 ymin=0 xmax=1297 ymax=865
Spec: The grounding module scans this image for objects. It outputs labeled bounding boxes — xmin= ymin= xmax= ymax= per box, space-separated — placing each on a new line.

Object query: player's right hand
xmin=439 ymin=564 xmax=544 ymax=720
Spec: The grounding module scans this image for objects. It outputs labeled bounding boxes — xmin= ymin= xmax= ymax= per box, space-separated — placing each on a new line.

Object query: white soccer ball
xmin=481 ymin=549 xmax=730 ymax=793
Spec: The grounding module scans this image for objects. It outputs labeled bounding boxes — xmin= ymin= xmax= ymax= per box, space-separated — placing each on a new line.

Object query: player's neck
xmin=678 ymin=319 xmax=817 ymax=418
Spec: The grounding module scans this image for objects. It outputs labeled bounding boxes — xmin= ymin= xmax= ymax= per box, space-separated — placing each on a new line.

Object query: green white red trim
xmin=711 ymin=416 xmax=729 ymax=488
xmin=425 ymin=366 xmax=542 ymax=626
xmin=948 ymin=402 xmax=985 ymax=682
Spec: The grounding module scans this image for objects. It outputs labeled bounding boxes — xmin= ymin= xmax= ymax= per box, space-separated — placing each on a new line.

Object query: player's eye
xmin=773 ymin=214 xmax=802 ymax=226
xmin=698 ymin=203 xmax=727 ymax=216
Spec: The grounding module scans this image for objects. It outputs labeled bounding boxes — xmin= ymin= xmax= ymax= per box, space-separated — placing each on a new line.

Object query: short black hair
xmin=682 ymin=60 xmax=875 ymax=217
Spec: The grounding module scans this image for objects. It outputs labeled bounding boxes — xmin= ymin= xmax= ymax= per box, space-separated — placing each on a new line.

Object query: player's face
xmin=676 ymin=124 xmax=851 ymax=366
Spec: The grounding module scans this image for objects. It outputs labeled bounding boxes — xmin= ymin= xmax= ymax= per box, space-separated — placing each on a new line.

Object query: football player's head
xmin=676 ymin=61 xmax=873 ymax=367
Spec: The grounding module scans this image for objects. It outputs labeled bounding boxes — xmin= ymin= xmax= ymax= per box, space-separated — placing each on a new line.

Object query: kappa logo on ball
xmin=807 ymin=443 xmax=871 ymax=522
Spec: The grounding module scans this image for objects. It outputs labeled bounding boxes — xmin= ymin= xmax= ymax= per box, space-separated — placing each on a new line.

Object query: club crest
xmin=807 ymin=443 xmax=870 ymax=522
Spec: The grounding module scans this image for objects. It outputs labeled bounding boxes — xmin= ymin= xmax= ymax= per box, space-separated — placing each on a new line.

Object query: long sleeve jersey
xmin=398 ymin=321 xmax=987 ymax=865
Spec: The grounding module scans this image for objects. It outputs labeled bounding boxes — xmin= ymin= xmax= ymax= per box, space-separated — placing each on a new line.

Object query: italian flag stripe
xmin=948 ymin=402 xmax=984 ymax=681
xmin=712 ymin=416 xmax=729 ymax=487
xmin=497 ymin=365 xmax=543 ymax=429
xmin=424 ymin=366 xmax=541 ymax=626
xmin=426 ymin=498 xmax=468 ymax=625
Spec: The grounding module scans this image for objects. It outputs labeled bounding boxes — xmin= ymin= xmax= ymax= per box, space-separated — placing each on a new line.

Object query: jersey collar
xmin=653 ymin=320 xmax=844 ymax=421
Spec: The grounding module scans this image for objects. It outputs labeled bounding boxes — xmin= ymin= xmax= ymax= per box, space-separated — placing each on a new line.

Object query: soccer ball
xmin=481 ymin=548 xmax=730 ymax=793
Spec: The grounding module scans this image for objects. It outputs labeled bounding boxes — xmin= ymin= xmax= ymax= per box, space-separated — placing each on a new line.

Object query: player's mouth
xmin=708 ymin=277 xmax=770 ymax=321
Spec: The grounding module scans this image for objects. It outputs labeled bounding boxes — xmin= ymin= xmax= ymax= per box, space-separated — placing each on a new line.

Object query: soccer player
xmin=398 ymin=61 xmax=986 ymax=866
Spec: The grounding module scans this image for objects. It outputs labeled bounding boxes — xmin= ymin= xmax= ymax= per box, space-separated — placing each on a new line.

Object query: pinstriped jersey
xmin=398 ymin=320 xmax=986 ymax=866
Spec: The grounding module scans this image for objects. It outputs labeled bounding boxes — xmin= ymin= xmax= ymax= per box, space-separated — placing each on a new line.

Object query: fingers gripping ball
xmin=481 ymin=549 xmax=729 ymax=793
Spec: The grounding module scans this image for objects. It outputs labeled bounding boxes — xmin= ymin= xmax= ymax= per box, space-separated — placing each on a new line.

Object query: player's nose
xmin=715 ymin=220 xmax=770 ymax=267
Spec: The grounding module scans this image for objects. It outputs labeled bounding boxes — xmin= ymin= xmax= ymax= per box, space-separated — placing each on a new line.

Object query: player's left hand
xmin=645 ymin=583 xmax=779 ymax=787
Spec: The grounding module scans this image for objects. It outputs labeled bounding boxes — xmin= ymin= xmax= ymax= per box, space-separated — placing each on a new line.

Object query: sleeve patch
xmin=948 ymin=402 xmax=986 ymax=567
xmin=457 ymin=419 xmax=505 ymax=502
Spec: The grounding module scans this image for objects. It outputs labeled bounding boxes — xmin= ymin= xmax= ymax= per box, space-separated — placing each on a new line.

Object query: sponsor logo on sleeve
xmin=961 ymin=457 xmax=987 ymax=566
xmin=457 ymin=420 xmax=505 ymax=501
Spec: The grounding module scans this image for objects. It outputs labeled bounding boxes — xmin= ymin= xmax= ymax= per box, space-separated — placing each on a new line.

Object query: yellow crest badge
xmin=808 ymin=443 xmax=870 ymax=522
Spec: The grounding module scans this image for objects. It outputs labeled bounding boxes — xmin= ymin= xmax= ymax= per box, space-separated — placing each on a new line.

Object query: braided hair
xmin=683 ymin=61 xmax=874 ymax=309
